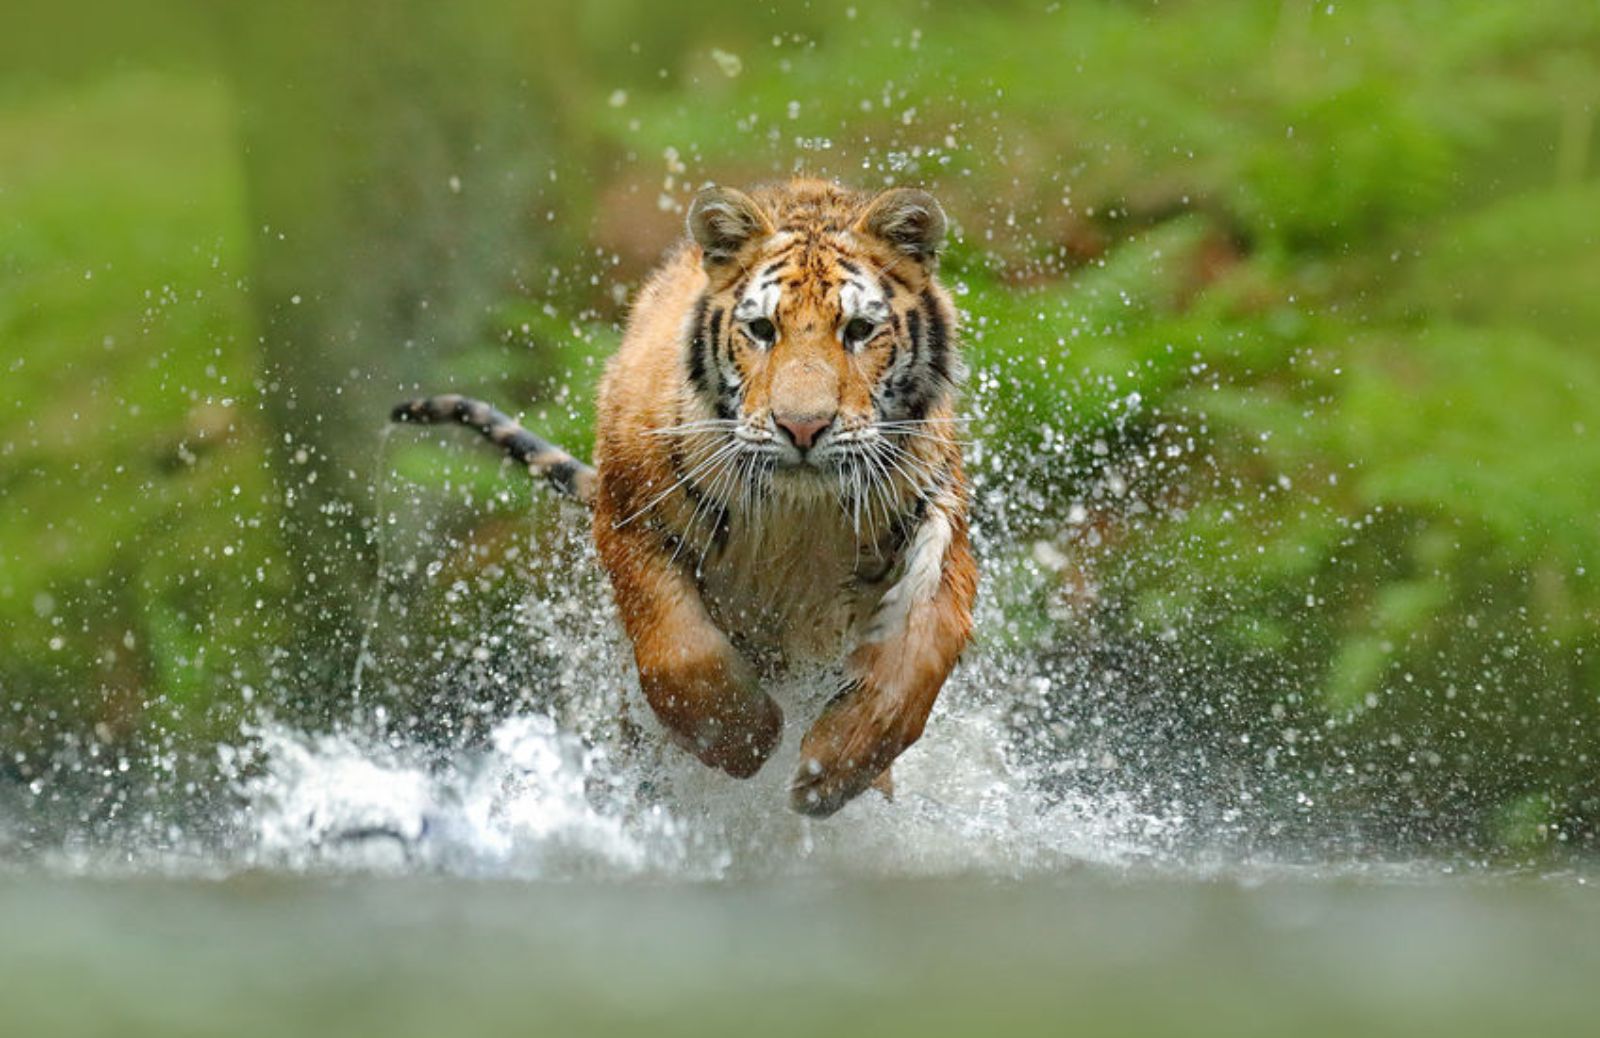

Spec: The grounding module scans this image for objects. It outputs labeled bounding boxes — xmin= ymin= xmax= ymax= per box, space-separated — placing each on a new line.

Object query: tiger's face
xmin=683 ymin=181 xmax=957 ymax=484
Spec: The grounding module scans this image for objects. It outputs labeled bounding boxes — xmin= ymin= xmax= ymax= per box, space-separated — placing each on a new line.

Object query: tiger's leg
xmin=597 ymin=520 xmax=783 ymax=779
xmin=790 ymin=508 xmax=976 ymax=816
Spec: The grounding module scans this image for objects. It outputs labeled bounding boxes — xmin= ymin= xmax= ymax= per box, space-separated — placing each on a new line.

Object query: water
xmin=4 ymin=8 xmax=1594 ymax=1032
xmin=9 ymin=648 xmax=1599 ymax=1034
xmin=6 ymin=871 xmax=1599 ymax=1037
xmin=3 ymin=409 xmax=1591 ymax=1032
xmin=223 ymin=699 xmax=1171 ymax=880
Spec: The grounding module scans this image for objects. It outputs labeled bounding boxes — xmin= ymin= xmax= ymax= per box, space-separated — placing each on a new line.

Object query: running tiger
xmin=393 ymin=178 xmax=975 ymax=817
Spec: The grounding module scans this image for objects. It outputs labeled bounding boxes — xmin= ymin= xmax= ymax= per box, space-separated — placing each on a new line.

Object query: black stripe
xmin=881 ymin=337 xmax=901 ymax=401
xmin=920 ymin=290 xmax=951 ymax=387
xmin=877 ymin=311 xmax=904 ymax=409
xmin=543 ymin=459 xmax=581 ymax=498
xmin=707 ymin=306 xmax=724 ymax=366
xmin=664 ymin=444 xmax=731 ymax=567
xmin=883 ymin=494 xmax=929 ymax=560
xmin=703 ymin=313 xmax=727 ymax=407
xmin=390 ymin=394 xmax=595 ymax=504
xmin=901 ymin=307 xmax=925 ymax=390
xmin=668 ymin=443 xmax=710 ymax=517
xmin=881 ymin=265 xmax=915 ymax=291
xmin=710 ymin=306 xmax=731 ymax=377
xmin=837 ymin=258 xmax=862 ymax=276
xmin=763 ymin=242 xmax=803 ymax=273
xmin=712 ymin=276 xmax=748 ymax=413
xmin=498 ymin=428 xmax=545 ymax=465
xmin=686 ymin=295 xmax=711 ymax=396
xmin=896 ymin=305 xmax=930 ymax=422
xmin=706 ymin=305 xmax=740 ymax=420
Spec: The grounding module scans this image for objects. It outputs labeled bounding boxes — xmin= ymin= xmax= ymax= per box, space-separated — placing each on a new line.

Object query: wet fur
xmin=395 ymin=178 xmax=976 ymax=817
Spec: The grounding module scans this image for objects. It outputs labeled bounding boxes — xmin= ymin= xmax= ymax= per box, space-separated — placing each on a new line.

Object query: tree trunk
xmin=217 ymin=1 xmax=553 ymax=720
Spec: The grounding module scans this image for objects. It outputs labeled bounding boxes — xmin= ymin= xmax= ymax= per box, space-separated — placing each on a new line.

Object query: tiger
xmin=393 ymin=177 xmax=976 ymax=817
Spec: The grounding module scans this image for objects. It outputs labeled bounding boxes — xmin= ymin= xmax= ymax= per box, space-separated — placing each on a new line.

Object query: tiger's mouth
xmin=768 ymin=447 xmax=828 ymax=473
xmin=772 ymin=436 xmax=860 ymax=472
xmin=735 ymin=420 xmax=829 ymax=470
xmin=730 ymin=415 xmax=898 ymax=482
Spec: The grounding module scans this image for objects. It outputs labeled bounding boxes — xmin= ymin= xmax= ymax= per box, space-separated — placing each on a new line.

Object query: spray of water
xmin=0 ymin=382 xmax=1447 ymax=880
xmin=178 ymin=380 xmax=1224 ymax=882
xmin=227 ymin=700 xmax=1177 ymax=879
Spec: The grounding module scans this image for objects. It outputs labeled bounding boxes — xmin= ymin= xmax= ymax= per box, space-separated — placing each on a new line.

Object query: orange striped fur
xmin=398 ymin=178 xmax=976 ymax=817
xmin=595 ymin=179 xmax=974 ymax=816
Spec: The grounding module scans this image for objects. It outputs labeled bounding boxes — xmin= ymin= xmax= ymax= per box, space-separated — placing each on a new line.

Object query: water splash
xmin=232 ymin=715 xmax=691 ymax=877
xmin=2 ymin=386 xmax=1487 ymax=879
xmin=226 ymin=670 xmax=1180 ymax=880
xmin=348 ymin=423 xmax=397 ymax=701
xmin=0 ymin=413 xmax=1236 ymax=881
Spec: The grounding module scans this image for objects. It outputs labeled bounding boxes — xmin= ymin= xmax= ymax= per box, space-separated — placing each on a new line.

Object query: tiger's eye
xmin=746 ymin=317 xmax=777 ymax=344
xmin=844 ymin=317 xmax=876 ymax=344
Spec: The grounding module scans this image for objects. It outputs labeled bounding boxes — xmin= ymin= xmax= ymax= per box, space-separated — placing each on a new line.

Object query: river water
xmin=5 ymin=869 xmax=1598 ymax=1037
xmin=5 ymin=690 xmax=1599 ymax=1035
xmin=5 ymin=429 xmax=1596 ymax=1034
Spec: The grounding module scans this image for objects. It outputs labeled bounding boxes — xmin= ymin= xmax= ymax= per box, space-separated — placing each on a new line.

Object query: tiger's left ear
xmin=855 ymin=188 xmax=947 ymax=265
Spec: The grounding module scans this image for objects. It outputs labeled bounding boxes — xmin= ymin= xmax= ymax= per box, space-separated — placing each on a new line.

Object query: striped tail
xmin=390 ymin=394 xmax=597 ymax=506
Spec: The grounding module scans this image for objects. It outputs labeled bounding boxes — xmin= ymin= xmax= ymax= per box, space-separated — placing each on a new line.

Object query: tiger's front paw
xmin=642 ymin=654 xmax=783 ymax=779
xmin=789 ymin=681 xmax=919 ymax=817
xmin=690 ymin=689 xmax=783 ymax=779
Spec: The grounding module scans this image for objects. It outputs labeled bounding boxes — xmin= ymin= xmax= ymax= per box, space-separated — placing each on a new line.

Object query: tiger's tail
xmin=390 ymin=394 xmax=597 ymax=506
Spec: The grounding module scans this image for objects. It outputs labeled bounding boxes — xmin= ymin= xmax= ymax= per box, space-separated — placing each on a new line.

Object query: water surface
xmin=7 ymin=870 xmax=1597 ymax=1037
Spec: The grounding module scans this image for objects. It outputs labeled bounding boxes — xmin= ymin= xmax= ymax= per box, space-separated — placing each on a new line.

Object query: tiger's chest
xmin=695 ymin=496 xmax=893 ymax=670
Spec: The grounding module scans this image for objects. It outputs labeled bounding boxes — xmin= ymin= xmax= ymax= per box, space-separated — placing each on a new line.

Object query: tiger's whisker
xmin=645 ymin=419 xmax=742 ymax=437
xmin=616 ymin=438 xmax=742 ymax=527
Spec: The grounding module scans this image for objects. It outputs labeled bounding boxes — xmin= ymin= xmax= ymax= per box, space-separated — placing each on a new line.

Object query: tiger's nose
xmin=775 ymin=414 xmax=832 ymax=450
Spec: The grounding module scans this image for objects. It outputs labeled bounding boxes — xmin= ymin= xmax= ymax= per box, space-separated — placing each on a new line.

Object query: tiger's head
xmin=681 ymin=179 xmax=959 ymax=486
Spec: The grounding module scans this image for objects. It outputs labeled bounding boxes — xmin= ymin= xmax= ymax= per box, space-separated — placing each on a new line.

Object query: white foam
xmin=233 ymin=716 xmax=692 ymax=877
xmin=230 ymin=683 xmax=1179 ymax=880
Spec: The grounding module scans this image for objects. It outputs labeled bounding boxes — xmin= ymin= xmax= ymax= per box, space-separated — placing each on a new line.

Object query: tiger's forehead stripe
xmin=734 ymin=277 xmax=782 ymax=321
xmin=839 ymin=278 xmax=890 ymax=322
xmin=733 ymin=240 xmax=901 ymax=326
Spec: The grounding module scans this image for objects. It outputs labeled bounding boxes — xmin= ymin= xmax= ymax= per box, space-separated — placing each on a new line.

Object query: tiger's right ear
xmin=687 ymin=186 xmax=774 ymax=269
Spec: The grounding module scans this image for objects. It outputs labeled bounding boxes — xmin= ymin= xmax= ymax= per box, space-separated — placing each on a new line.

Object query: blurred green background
xmin=1 ymin=0 xmax=1598 ymax=855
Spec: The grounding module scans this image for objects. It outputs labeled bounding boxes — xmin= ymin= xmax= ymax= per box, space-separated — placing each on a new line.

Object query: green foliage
xmin=0 ymin=71 xmax=286 ymax=760
xmin=2 ymin=0 xmax=1599 ymax=850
